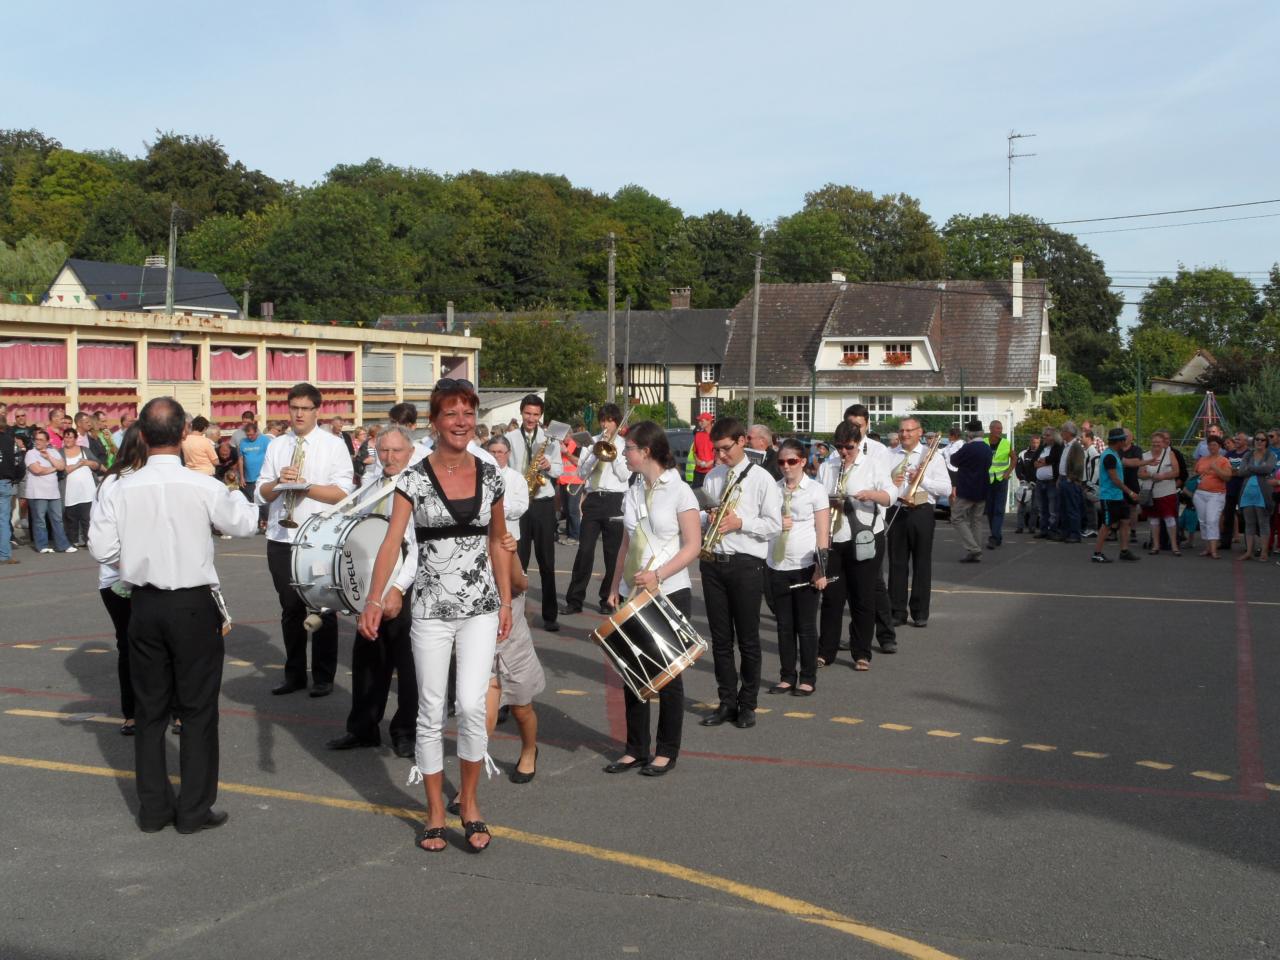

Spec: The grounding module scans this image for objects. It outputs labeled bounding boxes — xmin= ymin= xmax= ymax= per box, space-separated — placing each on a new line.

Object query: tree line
xmin=1 ymin=128 xmax=1277 ymax=405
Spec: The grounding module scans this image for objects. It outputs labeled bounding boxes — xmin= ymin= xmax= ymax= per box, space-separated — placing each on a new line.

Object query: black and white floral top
xmin=394 ymin=457 xmax=505 ymax=620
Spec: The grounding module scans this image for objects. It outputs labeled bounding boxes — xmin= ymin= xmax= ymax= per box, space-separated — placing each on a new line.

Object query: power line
xmin=1072 ymin=212 xmax=1280 ymax=236
xmin=1048 ymin=198 xmax=1280 ymax=225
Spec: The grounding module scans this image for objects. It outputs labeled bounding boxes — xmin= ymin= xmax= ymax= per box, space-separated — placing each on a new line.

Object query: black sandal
xmin=463 ymin=820 xmax=492 ymax=853
xmin=416 ymin=825 xmax=446 ymax=853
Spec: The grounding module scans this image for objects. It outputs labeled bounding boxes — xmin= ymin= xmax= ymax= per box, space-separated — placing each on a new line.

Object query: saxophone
xmin=278 ymin=436 xmax=308 ymax=528
xmin=525 ymin=429 xmax=553 ymax=497
xmin=829 ymin=464 xmax=851 ymax=538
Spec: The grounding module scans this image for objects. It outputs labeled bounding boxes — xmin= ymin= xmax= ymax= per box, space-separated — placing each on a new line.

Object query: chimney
xmin=1011 ymin=256 xmax=1024 ymax=319
xmin=831 ymin=271 xmax=846 ymax=284
xmin=669 ymin=287 xmax=691 ymax=310
xmin=446 ymin=300 xmax=455 ymax=332
xmin=260 ymin=301 xmax=274 ymax=320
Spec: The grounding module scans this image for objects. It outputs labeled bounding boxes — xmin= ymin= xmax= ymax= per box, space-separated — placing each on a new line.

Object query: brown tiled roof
xmin=721 ymin=279 xmax=1048 ymax=390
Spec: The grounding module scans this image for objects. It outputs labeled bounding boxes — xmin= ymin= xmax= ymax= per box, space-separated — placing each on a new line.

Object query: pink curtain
xmin=211 ymin=400 xmax=250 ymax=424
xmin=319 ymin=399 xmax=354 ymax=415
xmin=2 ymin=389 xmax=67 ymax=424
xmin=78 ymin=394 xmax=137 ymax=423
xmin=316 ymin=350 xmax=354 ymax=382
xmin=267 ymin=399 xmax=290 ymax=417
xmin=268 ymin=350 xmax=308 ymax=381
xmin=0 ymin=340 xmax=67 ymax=379
xmin=210 ymin=347 xmax=257 ymax=380
xmin=77 ymin=342 xmax=136 ymax=380
xmin=147 ymin=344 xmax=196 ymax=380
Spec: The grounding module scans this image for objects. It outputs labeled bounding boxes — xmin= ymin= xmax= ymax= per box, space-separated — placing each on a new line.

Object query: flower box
xmin=698 ymin=381 xmax=717 ymax=395
xmin=884 ymin=352 xmax=911 ymax=367
xmin=839 ymin=354 xmax=865 ymax=366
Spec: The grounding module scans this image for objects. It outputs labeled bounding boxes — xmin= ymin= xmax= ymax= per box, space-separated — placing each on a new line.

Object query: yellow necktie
xmin=772 ymin=487 xmax=793 ymax=564
xmin=621 ymin=480 xmax=657 ymax=584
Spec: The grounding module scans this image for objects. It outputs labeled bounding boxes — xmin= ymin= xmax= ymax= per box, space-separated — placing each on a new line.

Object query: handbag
xmin=845 ymin=499 xmax=880 ymax=562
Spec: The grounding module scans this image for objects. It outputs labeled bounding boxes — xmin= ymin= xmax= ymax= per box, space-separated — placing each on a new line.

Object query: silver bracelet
xmin=367 ymin=599 xmax=383 ymax=609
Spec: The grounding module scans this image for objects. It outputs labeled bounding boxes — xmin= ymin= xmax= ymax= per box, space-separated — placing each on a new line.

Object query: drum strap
xmin=415 ymin=523 xmax=486 ymax=541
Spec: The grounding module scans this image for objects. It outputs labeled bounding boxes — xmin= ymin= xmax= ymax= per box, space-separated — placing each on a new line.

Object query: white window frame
xmin=779 ymin=394 xmax=811 ymax=433
xmin=698 ymin=364 xmax=720 ymax=383
xmin=863 ymin=394 xmax=893 ymax=418
xmin=698 ymin=395 xmax=717 ymax=415
xmin=883 ymin=343 xmax=913 ymax=362
xmin=841 ymin=343 xmax=870 ymax=362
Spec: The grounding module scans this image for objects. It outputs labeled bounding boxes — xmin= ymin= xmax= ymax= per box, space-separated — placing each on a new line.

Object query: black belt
xmin=587 ymin=489 xmax=623 ymax=497
xmin=706 ymin=552 xmax=762 ymax=564
xmin=415 ymin=524 xmax=485 ymax=541
xmin=133 ymin=584 xmax=212 ymax=594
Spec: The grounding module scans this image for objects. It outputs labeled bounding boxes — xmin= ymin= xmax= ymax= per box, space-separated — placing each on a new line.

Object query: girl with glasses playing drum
xmin=603 ymin=421 xmax=704 ymax=777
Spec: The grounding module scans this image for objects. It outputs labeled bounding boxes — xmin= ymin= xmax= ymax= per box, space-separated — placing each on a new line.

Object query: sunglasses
xmin=435 ymin=378 xmax=475 ymax=391
xmin=833 ymin=444 xmax=858 ymax=452
xmin=778 ymin=457 xmax=805 ymax=467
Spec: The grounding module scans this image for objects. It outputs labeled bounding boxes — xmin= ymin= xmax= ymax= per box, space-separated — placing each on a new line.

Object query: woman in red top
xmin=1193 ymin=437 xmax=1233 ymax=558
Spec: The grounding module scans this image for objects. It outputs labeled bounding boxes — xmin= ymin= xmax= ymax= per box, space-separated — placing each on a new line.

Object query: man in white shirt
xmin=698 ymin=417 xmax=783 ymax=730
xmin=328 ymin=424 xmax=419 ymax=757
xmin=506 ymin=394 xmax=564 ymax=631
xmin=885 ymin=416 xmax=952 ymax=629
xmin=563 ymin=403 xmax=631 ymax=615
xmin=89 ymin=396 xmax=258 ymax=834
xmin=256 ymin=383 xmax=355 ymax=698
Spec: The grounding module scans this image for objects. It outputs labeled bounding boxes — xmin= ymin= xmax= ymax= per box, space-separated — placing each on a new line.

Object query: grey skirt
xmin=495 ymin=592 xmax=546 ymax=707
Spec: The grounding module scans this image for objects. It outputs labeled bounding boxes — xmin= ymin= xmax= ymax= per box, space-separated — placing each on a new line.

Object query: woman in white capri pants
xmin=1192 ymin=436 xmax=1233 ymax=559
xmin=361 ymin=379 xmax=512 ymax=853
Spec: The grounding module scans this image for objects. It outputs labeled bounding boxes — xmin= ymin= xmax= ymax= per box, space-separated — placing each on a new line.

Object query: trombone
xmin=592 ymin=406 xmax=635 ymax=463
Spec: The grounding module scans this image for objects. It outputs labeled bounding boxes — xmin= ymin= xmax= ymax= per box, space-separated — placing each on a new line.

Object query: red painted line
xmin=603 ymin=653 xmax=627 ymax=745
xmin=1233 ymin=560 xmax=1266 ymax=802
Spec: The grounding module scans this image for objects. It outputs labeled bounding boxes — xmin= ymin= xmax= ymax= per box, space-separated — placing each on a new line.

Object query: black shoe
xmin=1047 ymin=532 xmax=1064 ymax=542
xmin=603 ymin=756 xmax=649 ymax=773
xmin=496 ymin=705 xmax=511 ymax=725
xmin=1014 ymin=527 xmax=1025 ymax=534
xmin=767 ymin=683 xmax=794 ymax=695
xmin=392 ymin=737 xmax=415 ymax=759
xmin=700 ymin=704 xmax=737 ymax=727
xmin=598 ymin=601 xmax=616 ymax=615
xmin=309 ymin=682 xmax=333 ymax=698
xmin=543 ymin=620 xmax=561 ymax=633
xmin=910 ymin=619 xmax=928 ymax=629
xmin=271 ymin=681 xmax=306 ymax=696
xmin=892 ymin=615 xmax=908 ymax=627
xmin=879 ymin=639 xmax=898 ymax=654
xmin=790 ymin=686 xmax=815 ymax=697
xmin=639 ymin=757 xmax=677 ymax=777
xmin=1091 ymin=552 xmax=1112 ymax=564
xmin=1064 ymin=536 xmax=1082 ymax=544
xmin=119 ymin=722 xmax=135 ymax=737
xmin=176 ymin=809 xmax=229 ymax=834
xmin=986 ymin=537 xmax=999 ymax=549
xmin=558 ymin=604 xmax=582 ymax=616
xmin=327 ymin=732 xmax=379 ymax=750
xmin=959 ymin=553 xmax=981 ymax=563
xmin=1118 ymin=550 xmax=1140 ymax=562
xmin=137 ymin=815 xmax=172 ymax=833
xmin=510 ymin=747 xmax=538 ymax=784
xmin=732 ymin=707 xmax=756 ymax=729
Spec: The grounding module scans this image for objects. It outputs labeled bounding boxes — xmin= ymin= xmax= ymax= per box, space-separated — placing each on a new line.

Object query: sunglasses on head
xmin=778 ymin=456 xmax=805 ymax=467
xmin=435 ymin=378 xmax=475 ymax=391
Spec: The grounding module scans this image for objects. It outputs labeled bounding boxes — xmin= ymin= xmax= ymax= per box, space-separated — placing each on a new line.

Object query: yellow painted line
xmin=556 ymin=689 xmax=587 ymax=696
xmin=972 ymin=737 xmax=1009 ymax=745
xmin=927 ymin=730 xmax=961 ymax=738
xmin=692 ymin=703 xmax=717 ymax=710
xmin=13 ymin=643 xmax=40 ymax=649
xmin=830 ymin=716 xmax=862 ymax=725
xmin=1136 ymin=760 xmax=1174 ymax=771
xmin=264 ymin=664 xmax=284 ymax=670
xmin=0 ymin=753 xmax=960 ymax=960
xmin=935 ymin=586 xmax=1280 ymax=608
xmin=784 ymin=712 xmax=815 ymax=719
xmin=1072 ymin=751 xmax=1108 ymax=759
xmin=85 ymin=649 xmax=110 ymax=654
xmin=1264 ymin=783 xmax=1280 ymax=793
xmin=218 ymin=552 xmax=270 ymax=559
xmin=1022 ymin=743 xmax=1056 ymax=752
xmin=880 ymin=723 xmax=912 ymax=732
xmin=754 ymin=708 xmax=772 ymax=714
xmin=7 ymin=708 xmax=121 ymax=726
xmin=1190 ymin=770 xmax=1231 ymax=783
xmin=51 ymin=646 xmax=75 ymax=651
xmin=226 ymin=659 xmax=254 ymax=667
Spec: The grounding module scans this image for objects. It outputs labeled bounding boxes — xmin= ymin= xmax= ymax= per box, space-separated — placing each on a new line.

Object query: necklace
xmin=435 ymin=452 xmax=464 ymax=475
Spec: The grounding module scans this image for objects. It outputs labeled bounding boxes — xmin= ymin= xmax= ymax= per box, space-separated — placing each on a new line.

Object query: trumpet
xmin=279 ymin=436 xmax=308 ymax=528
xmin=592 ymin=406 xmax=635 ymax=463
xmin=900 ymin=433 xmax=942 ymax=506
xmin=699 ymin=479 xmax=744 ymax=561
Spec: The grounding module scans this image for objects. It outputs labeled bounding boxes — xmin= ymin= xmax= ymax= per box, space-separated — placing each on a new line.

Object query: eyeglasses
xmin=778 ymin=457 xmax=805 ymax=466
xmin=287 ymin=405 xmax=317 ymax=413
xmin=833 ymin=444 xmax=858 ymax=452
xmin=1255 ymin=436 xmax=1267 ymax=442
xmin=435 ymin=378 xmax=475 ymax=391
xmin=712 ymin=442 xmax=738 ymax=454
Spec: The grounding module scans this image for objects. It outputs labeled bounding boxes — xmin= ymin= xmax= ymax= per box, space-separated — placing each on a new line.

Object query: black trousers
xmin=267 ymin=539 xmax=337 ymax=686
xmin=819 ymin=530 xmax=894 ymax=658
xmin=346 ymin=592 xmax=417 ymax=742
xmin=518 ymin=497 xmax=559 ymax=624
xmin=699 ymin=554 xmax=765 ymax=711
xmin=565 ymin=491 xmax=624 ymax=609
xmin=63 ymin=501 xmax=91 ymax=544
xmin=129 ymin=586 xmax=223 ymax=830
xmin=623 ymin=588 xmax=691 ymax=760
xmin=767 ymin=566 xmax=819 ymax=685
xmin=818 ymin=539 xmax=880 ymax=662
xmin=1220 ymin=492 xmax=1240 ymax=547
xmin=100 ymin=587 xmax=135 ymax=720
xmin=888 ymin=505 xmax=934 ymax=623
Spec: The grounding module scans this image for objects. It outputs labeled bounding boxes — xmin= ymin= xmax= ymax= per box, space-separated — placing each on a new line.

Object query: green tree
xmin=679 ymin=209 xmax=760 ymax=307
xmin=765 ymin=208 xmax=869 ymax=283
xmin=0 ymin=235 xmax=69 ymax=293
xmin=1136 ymin=267 xmax=1265 ymax=352
xmin=1014 ymin=406 xmax=1071 ymax=439
xmin=142 ymin=132 xmax=284 ymax=223
xmin=473 ymin=312 xmax=603 ymax=424
xmin=1228 ymin=366 xmax=1280 ymax=431
xmin=629 ymin=402 xmax=689 ymax=429
xmin=0 ymin=129 xmax=63 ymax=236
xmin=6 ymin=149 xmax=120 ymax=248
xmin=795 ymin=184 xmax=944 ymax=280
xmin=1042 ymin=370 xmax=1094 ymax=416
xmin=717 ymin=397 xmax=793 ymax=435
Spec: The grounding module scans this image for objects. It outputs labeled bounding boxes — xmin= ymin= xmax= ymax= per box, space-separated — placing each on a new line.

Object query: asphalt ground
xmin=1 ymin=521 xmax=1278 ymax=960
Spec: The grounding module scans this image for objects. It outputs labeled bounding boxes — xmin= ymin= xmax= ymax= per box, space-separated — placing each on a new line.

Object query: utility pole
xmin=606 ymin=232 xmax=616 ymax=403
xmin=746 ymin=232 xmax=763 ymax=426
xmin=1135 ymin=354 xmax=1143 ymax=437
xmin=623 ymin=296 xmax=631 ymax=418
xmin=241 ymin=282 xmax=251 ymax=320
xmin=1007 ymin=131 xmax=1036 ymax=217
xmin=164 ymin=202 xmax=179 ymax=315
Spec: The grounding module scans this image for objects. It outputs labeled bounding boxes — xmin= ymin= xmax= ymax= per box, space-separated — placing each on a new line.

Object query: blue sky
xmin=9 ymin=0 xmax=1278 ymax=322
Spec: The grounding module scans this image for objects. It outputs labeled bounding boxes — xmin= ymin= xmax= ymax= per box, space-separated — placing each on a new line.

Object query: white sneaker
xmin=40 ymin=548 xmax=54 ymax=554
xmin=219 ymin=534 xmax=233 ymax=540
xmin=62 ymin=546 xmax=78 ymax=553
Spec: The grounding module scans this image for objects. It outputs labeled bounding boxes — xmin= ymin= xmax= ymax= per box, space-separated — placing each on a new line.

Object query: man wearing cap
xmin=1092 ymin=428 xmax=1141 ymax=563
xmin=686 ymin=412 xmax=716 ymax=489
xmin=948 ymin=420 xmax=993 ymax=562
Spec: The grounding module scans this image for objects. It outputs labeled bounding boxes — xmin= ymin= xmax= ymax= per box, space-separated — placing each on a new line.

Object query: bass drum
xmin=591 ymin=589 xmax=707 ymax=702
xmin=291 ymin=511 xmax=405 ymax=615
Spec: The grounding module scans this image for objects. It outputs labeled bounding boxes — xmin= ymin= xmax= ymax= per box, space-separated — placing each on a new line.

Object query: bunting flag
xmin=88 ymin=294 xmax=98 ymax=301
xmin=56 ymin=294 xmax=63 ymax=301
xmin=25 ymin=293 xmax=34 ymax=303
xmin=7 ymin=292 xmax=15 ymax=302
xmin=73 ymin=295 xmax=80 ymax=303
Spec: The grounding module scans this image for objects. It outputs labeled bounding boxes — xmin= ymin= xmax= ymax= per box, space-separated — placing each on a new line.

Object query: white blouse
xmin=767 ymin=475 xmax=828 ymax=571
xmin=620 ymin=469 xmax=699 ymax=599
xmin=823 ymin=454 xmax=898 ymax=538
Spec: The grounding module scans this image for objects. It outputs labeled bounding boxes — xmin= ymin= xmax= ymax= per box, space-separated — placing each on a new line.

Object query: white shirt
xmin=24 ymin=448 xmax=63 ymax=499
xmin=577 ymin=434 xmax=632 ymax=494
xmin=941 ymin=438 xmax=965 ymax=474
xmin=111 ymin=428 xmax=126 ymax=448
xmin=356 ymin=468 xmax=419 ymax=594
xmin=498 ymin=465 xmax=529 ymax=541
xmin=888 ymin=442 xmax=952 ymax=506
xmin=89 ymin=454 xmax=258 ymax=589
xmin=62 ymin=448 xmax=98 ymax=507
xmin=621 ymin=468 xmax=699 ymax=598
xmin=824 ymin=453 xmax=896 ymax=537
xmin=700 ymin=459 xmax=783 ymax=559
xmin=506 ymin=425 xmax=564 ymax=501
xmin=95 ymin=472 xmax=126 ymax=589
xmin=256 ymin=428 xmax=356 ymax=543
xmin=767 ymin=474 xmax=828 ymax=571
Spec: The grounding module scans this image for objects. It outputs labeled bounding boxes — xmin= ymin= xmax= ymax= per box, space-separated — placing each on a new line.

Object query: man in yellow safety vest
xmin=985 ymin=419 xmax=1014 ymax=549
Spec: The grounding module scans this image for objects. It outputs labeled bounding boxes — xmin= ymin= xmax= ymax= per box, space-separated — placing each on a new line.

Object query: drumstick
xmin=789 ymin=576 xmax=840 ymax=591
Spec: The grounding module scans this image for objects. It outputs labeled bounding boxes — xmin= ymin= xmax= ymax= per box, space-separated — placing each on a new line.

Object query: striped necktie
xmin=772 ymin=486 xmax=794 ymax=564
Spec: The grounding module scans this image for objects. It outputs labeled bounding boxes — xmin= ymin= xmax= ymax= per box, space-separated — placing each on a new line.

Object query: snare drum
xmin=591 ymin=590 xmax=707 ymax=702
xmin=290 ymin=511 xmax=405 ymax=615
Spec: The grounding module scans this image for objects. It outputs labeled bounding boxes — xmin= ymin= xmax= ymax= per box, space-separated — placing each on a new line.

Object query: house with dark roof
xmin=378 ymin=290 xmax=731 ymax=423
xmin=718 ymin=258 xmax=1057 ymax=433
xmin=43 ymin=258 xmax=240 ymax=317
xmin=1149 ymin=349 xmax=1213 ymax=395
